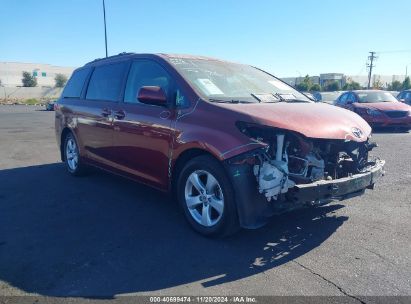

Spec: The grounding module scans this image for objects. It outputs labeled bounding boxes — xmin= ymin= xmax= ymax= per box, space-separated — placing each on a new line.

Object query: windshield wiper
xmin=272 ymin=93 xmax=310 ymax=103
xmin=272 ymin=93 xmax=285 ymax=101
xmin=208 ymin=98 xmax=254 ymax=104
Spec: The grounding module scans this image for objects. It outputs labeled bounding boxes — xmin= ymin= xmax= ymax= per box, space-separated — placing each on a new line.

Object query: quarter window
xmin=62 ymin=68 xmax=91 ymax=98
xmin=86 ymin=62 xmax=128 ymax=101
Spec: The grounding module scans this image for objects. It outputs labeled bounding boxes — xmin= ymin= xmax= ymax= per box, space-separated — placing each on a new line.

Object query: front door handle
xmin=114 ymin=110 xmax=126 ymax=120
xmin=101 ymin=108 xmax=112 ymax=117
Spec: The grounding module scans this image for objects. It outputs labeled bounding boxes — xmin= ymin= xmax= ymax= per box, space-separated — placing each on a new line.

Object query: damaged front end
xmin=225 ymin=122 xmax=385 ymax=229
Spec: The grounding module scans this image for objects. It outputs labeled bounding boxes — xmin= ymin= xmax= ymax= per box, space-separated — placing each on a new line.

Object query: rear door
xmin=77 ymin=60 xmax=129 ymax=166
xmin=110 ymin=59 xmax=179 ymax=189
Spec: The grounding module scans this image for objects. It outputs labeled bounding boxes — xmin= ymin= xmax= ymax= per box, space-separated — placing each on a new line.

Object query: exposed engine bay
xmin=236 ymin=123 xmax=380 ymax=202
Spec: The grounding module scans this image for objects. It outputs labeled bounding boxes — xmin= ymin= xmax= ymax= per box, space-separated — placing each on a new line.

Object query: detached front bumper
xmin=226 ymin=159 xmax=385 ymax=229
xmin=288 ymin=159 xmax=385 ymax=203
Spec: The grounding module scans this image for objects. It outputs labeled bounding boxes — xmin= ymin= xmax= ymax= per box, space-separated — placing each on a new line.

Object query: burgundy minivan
xmin=55 ymin=53 xmax=385 ymax=236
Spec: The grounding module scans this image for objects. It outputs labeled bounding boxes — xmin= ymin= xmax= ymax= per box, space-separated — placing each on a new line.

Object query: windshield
xmin=357 ymin=91 xmax=398 ymax=103
xmin=319 ymin=92 xmax=342 ymax=102
xmin=168 ymin=57 xmax=310 ymax=103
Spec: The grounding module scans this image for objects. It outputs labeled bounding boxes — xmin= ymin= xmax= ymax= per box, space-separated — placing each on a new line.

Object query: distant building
xmin=281 ymin=76 xmax=320 ymax=87
xmin=319 ymin=73 xmax=345 ymax=88
xmin=0 ymin=62 xmax=75 ymax=87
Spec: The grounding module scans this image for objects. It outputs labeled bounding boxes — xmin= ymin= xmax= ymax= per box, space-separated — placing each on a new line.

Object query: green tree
xmin=402 ymin=76 xmax=411 ymax=90
xmin=295 ymin=75 xmax=312 ymax=91
xmin=387 ymin=80 xmax=403 ymax=91
xmin=54 ymin=73 xmax=68 ymax=88
xmin=343 ymin=81 xmax=361 ymax=90
xmin=372 ymin=78 xmax=383 ymax=89
xmin=324 ymin=81 xmax=340 ymax=92
xmin=310 ymin=83 xmax=321 ymax=91
xmin=296 ymin=82 xmax=309 ymax=91
xmin=22 ymin=71 xmax=37 ymax=87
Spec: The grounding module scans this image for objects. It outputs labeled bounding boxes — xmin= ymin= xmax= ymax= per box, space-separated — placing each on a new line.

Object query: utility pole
xmin=367 ymin=51 xmax=377 ymax=89
xmin=103 ymin=0 xmax=108 ymax=58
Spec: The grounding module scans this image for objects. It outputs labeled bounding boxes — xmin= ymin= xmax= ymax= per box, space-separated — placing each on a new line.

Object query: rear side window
xmin=86 ymin=62 xmax=128 ymax=101
xmin=62 ymin=68 xmax=90 ymax=98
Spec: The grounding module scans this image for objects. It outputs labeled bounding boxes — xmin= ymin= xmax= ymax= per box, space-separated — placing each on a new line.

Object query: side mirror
xmin=137 ymin=86 xmax=167 ymax=106
xmin=399 ymin=98 xmax=406 ymax=103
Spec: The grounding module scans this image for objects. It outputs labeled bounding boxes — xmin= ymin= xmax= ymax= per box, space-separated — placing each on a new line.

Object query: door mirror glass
xmin=137 ymin=86 xmax=167 ymax=106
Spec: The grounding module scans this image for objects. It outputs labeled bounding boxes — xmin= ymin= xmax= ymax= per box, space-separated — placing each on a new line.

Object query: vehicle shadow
xmin=0 ymin=163 xmax=347 ymax=298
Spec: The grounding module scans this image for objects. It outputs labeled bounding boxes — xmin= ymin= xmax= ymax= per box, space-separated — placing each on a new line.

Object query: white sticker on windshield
xmin=196 ymin=79 xmax=224 ymax=95
xmin=268 ymin=80 xmax=291 ymax=91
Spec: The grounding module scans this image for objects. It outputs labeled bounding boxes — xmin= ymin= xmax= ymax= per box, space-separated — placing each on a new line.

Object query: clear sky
xmin=1 ymin=0 xmax=411 ymax=77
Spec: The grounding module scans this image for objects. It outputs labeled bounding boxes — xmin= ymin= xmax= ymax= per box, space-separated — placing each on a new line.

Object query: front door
xmin=111 ymin=59 xmax=177 ymax=190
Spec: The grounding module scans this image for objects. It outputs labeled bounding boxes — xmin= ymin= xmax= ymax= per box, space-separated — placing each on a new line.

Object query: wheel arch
xmin=60 ymin=127 xmax=80 ymax=162
xmin=60 ymin=127 xmax=73 ymax=161
xmin=171 ymin=148 xmax=221 ymax=193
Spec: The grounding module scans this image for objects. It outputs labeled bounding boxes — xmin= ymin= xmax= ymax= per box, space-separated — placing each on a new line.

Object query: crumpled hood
xmin=353 ymin=101 xmax=411 ymax=112
xmin=216 ymin=102 xmax=372 ymax=142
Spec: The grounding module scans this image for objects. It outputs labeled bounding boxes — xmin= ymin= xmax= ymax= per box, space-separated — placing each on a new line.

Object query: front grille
xmin=385 ymin=111 xmax=408 ymax=118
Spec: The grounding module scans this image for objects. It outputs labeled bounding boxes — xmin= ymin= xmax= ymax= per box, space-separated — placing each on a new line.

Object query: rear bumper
xmin=226 ymin=159 xmax=385 ymax=229
xmin=288 ymin=159 xmax=385 ymax=203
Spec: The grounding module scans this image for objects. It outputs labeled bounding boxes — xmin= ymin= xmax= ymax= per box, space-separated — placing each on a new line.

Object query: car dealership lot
xmin=0 ymin=105 xmax=410 ymax=298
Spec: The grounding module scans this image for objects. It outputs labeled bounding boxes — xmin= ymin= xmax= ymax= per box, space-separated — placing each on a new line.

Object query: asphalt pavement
xmin=0 ymin=105 xmax=410 ymax=300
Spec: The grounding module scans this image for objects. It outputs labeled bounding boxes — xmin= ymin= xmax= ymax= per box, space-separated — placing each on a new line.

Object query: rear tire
xmin=177 ymin=155 xmax=240 ymax=237
xmin=63 ymin=132 xmax=87 ymax=176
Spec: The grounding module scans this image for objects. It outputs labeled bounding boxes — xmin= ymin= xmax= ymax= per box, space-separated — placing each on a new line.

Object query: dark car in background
xmin=312 ymin=91 xmax=343 ymax=104
xmin=55 ymin=53 xmax=384 ymax=236
xmin=397 ymin=90 xmax=411 ymax=105
xmin=45 ymin=100 xmax=56 ymax=111
xmin=335 ymin=90 xmax=411 ymax=130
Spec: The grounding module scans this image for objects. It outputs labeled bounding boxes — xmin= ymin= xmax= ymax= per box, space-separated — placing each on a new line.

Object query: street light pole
xmin=103 ymin=0 xmax=108 ymax=58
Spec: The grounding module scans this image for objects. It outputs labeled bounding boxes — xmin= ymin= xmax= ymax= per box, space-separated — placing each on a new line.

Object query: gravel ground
xmin=0 ymin=105 xmax=410 ymax=301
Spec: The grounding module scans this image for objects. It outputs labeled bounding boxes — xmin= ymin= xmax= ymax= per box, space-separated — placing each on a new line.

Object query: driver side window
xmin=338 ymin=93 xmax=348 ymax=105
xmin=346 ymin=93 xmax=356 ymax=103
xmin=124 ymin=60 xmax=172 ymax=104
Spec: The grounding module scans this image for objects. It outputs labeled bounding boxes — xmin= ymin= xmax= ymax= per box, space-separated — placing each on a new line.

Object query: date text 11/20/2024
xmin=149 ymin=296 xmax=257 ymax=303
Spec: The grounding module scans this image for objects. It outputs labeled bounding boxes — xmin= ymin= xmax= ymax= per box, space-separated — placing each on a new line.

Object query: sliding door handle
xmin=101 ymin=108 xmax=112 ymax=117
xmin=114 ymin=110 xmax=126 ymax=120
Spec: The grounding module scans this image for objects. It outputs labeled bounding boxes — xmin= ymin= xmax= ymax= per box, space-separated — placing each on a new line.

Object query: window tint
xmin=62 ymin=68 xmax=91 ymax=98
xmin=338 ymin=93 xmax=348 ymax=105
xmin=124 ymin=60 xmax=171 ymax=104
xmin=346 ymin=93 xmax=356 ymax=103
xmin=86 ymin=62 xmax=128 ymax=101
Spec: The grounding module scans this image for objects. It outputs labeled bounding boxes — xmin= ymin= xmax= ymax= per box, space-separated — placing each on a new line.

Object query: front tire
xmin=63 ymin=132 xmax=87 ymax=176
xmin=177 ymin=155 xmax=239 ymax=237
